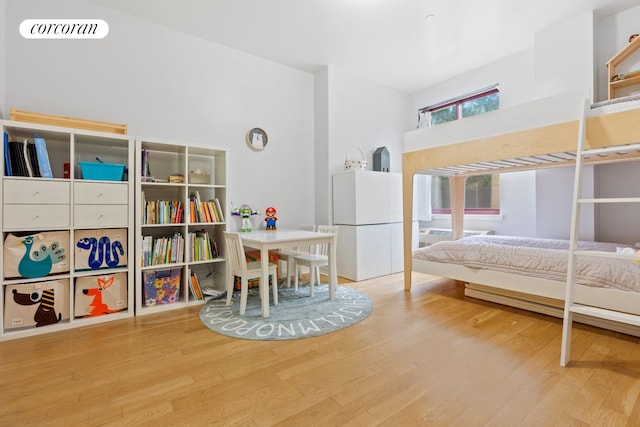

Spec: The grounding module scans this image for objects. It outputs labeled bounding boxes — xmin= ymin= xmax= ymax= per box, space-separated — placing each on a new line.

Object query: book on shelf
xmin=188 ymin=229 xmax=218 ymax=262
xmin=187 ymin=192 xmax=225 ymax=223
xmin=189 ymin=270 xmax=204 ymax=301
xmin=189 ymin=191 xmax=208 ymax=223
xmin=34 ymin=136 xmax=53 ymax=178
xmin=143 ymin=199 xmax=183 ymax=225
xmin=4 ymin=132 xmax=10 ymax=176
xmin=214 ymin=198 xmax=225 ymax=222
xmin=141 ymin=148 xmax=148 ymax=178
xmin=26 ymin=141 xmax=41 ymax=177
xmin=141 ymin=232 xmax=184 ymax=266
xmin=201 ymin=286 xmax=225 ymax=299
xmin=8 ymin=140 xmax=28 ymax=176
xmin=22 ymin=139 xmax=35 ymax=177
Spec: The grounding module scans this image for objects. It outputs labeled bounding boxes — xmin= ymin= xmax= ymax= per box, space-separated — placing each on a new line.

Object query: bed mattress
xmin=413 ymin=235 xmax=640 ymax=292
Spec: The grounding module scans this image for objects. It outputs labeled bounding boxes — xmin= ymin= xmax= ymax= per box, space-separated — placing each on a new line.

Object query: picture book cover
xmin=4 ymin=132 xmax=10 ymax=176
xmin=143 ymin=268 xmax=181 ymax=306
xmin=34 ymin=136 xmax=53 ymax=178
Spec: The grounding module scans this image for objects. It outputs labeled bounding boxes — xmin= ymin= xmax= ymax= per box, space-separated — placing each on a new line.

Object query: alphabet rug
xmin=199 ymin=284 xmax=373 ymax=340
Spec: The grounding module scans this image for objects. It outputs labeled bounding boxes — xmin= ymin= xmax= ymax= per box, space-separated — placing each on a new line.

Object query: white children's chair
xmin=224 ymin=232 xmax=278 ymax=315
xmin=293 ymin=225 xmax=339 ymax=296
xmin=278 ymin=224 xmax=315 ymax=287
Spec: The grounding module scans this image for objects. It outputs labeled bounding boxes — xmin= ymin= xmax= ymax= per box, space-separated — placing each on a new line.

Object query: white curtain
xmin=414 ymin=174 xmax=432 ymax=222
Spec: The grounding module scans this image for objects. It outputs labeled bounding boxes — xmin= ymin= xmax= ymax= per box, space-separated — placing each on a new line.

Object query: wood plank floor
xmin=2 ymin=272 xmax=640 ymax=426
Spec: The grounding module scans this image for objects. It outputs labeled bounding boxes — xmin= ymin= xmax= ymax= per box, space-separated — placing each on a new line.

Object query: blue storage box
xmin=79 ymin=162 xmax=125 ymax=181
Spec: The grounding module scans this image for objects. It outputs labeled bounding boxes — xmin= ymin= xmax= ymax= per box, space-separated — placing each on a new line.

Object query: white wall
xmin=497 ymin=171 xmax=537 ymax=236
xmin=321 ymin=66 xmax=413 ymax=225
xmin=534 ymin=11 xmax=595 ymax=99
xmin=411 ymin=48 xmax=535 ymax=112
xmin=535 ymin=166 xmax=595 ymax=240
xmin=4 ymin=0 xmax=316 ymax=231
xmin=595 ymin=162 xmax=640 ymax=245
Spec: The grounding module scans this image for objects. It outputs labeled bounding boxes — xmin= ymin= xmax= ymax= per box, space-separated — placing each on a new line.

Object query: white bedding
xmin=413 ymin=235 xmax=640 ymax=292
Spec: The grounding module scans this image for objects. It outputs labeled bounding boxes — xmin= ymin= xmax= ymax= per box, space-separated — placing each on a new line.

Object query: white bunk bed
xmin=402 ymin=92 xmax=640 ymax=335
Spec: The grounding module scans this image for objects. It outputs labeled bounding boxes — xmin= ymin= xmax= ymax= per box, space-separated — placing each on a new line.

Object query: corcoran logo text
xmin=20 ymin=19 xmax=109 ymax=39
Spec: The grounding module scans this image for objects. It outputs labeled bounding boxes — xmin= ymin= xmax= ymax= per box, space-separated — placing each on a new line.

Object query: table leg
xmin=328 ymin=236 xmax=337 ymax=300
xmin=261 ymin=248 xmax=270 ymax=317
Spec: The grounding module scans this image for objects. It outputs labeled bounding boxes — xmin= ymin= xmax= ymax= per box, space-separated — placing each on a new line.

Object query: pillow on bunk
xmin=74 ymin=273 xmax=128 ymax=317
xmin=3 ymin=231 xmax=70 ymax=279
xmin=74 ymin=229 xmax=127 ymax=271
xmin=4 ymin=279 xmax=70 ymax=330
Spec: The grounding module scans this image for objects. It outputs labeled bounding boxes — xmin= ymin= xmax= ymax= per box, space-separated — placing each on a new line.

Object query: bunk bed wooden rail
xmin=403 ymin=94 xmax=640 ymax=291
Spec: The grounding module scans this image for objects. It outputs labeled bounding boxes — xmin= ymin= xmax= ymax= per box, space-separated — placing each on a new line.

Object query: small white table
xmin=238 ymin=229 xmax=338 ymax=317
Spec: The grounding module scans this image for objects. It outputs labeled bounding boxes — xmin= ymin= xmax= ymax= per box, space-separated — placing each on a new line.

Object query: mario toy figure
xmin=264 ymin=207 xmax=278 ymax=230
xmin=231 ymin=203 xmax=259 ymax=232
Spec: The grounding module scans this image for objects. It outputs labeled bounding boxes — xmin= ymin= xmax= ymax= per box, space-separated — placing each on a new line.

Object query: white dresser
xmin=332 ymin=170 xmax=417 ymax=281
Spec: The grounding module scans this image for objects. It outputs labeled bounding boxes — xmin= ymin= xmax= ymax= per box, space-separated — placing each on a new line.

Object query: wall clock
xmin=246 ymin=128 xmax=268 ymax=151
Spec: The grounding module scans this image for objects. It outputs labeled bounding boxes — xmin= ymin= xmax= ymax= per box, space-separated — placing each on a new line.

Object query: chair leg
xmin=272 ymin=274 xmax=278 ymax=305
xmin=309 ymin=266 xmax=315 ymax=297
xmin=240 ymin=278 xmax=248 ymax=315
xmin=294 ymin=264 xmax=300 ymax=291
xmin=226 ymin=274 xmax=234 ymax=306
xmin=286 ymin=258 xmax=294 ymax=288
xmin=316 ymin=267 xmax=321 ymax=285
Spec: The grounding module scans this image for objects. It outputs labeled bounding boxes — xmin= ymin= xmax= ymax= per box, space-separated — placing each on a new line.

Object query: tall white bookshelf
xmin=0 ymin=119 xmax=135 ymax=341
xmin=135 ymin=137 xmax=227 ymax=316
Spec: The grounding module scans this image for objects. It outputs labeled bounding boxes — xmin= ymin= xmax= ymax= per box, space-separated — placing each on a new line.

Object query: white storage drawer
xmin=3 ymin=204 xmax=70 ymax=229
xmin=74 ymin=182 xmax=128 ymax=205
xmin=74 ymin=205 xmax=128 ymax=227
xmin=3 ymin=180 xmax=70 ymax=204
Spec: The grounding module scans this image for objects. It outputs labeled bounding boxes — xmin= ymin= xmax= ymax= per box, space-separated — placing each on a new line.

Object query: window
xmin=419 ymin=86 xmax=500 ymax=215
xmin=418 ymin=85 xmax=499 ymax=127
xmin=430 ymin=174 xmax=500 ymax=215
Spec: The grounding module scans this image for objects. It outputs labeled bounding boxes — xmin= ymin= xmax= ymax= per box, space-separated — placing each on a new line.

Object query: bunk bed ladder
xmin=560 ymin=98 xmax=640 ymax=367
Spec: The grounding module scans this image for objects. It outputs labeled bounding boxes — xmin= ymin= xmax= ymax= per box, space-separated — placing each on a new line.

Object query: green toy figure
xmin=231 ymin=203 xmax=259 ymax=232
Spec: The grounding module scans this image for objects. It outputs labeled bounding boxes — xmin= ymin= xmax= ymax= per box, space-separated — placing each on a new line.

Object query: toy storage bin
xmin=79 ymin=161 xmax=125 ymax=181
xmin=4 ymin=279 xmax=70 ymax=330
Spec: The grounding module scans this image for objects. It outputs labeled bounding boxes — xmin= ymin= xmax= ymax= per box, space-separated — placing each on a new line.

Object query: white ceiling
xmin=94 ymin=0 xmax=640 ymax=93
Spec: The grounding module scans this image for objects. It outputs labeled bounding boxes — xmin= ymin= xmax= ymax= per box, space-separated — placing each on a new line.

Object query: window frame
xmin=419 ymin=85 xmax=501 ymax=216
xmin=420 ymin=86 xmax=499 ymax=126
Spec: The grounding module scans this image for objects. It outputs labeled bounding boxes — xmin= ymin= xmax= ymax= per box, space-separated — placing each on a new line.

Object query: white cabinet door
xmin=333 ymin=171 xmax=402 ymax=225
xmin=336 ymin=224 xmax=392 ymax=281
xmin=355 ymin=224 xmax=392 ymax=280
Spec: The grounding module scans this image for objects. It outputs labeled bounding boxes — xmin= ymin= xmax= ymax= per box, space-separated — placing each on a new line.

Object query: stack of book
xmin=189 ymin=191 xmax=225 ymax=223
xmin=188 ymin=230 xmax=218 ymax=262
xmin=141 ymin=232 xmax=185 ymax=266
xmin=143 ymin=197 xmax=183 ymax=224
xmin=4 ymin=133 xmax=53 ymax=178
xmin=189 ymin=271 xmax=204 ymax=301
